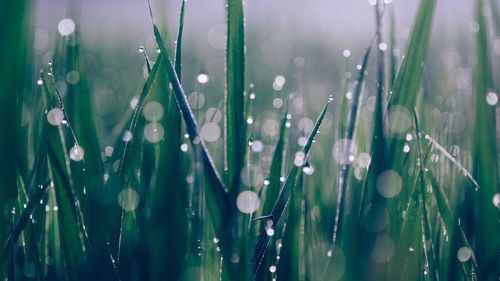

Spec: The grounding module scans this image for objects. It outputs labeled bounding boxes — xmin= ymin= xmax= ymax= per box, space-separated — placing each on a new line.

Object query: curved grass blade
xmin=225 ymin=0 xmax=246 ymax=194
xmin=41 ymin=74 xmax=89 ymax=280
xmin=152 ymin=24 xmax=230 ymax=217
xmin=414 ymin=111 xmax=439 ymax=281
xmin=331 ymin=45 xmax=371 ymax=249
xmin=0 ymin=180 xmax=50 ymax=270
xmin=423 ymin=134 xmax=479 ymax=189
xmin=252 ymin=99 xmax=331 ymax=276
xmin=142 ymin=3 xmax=189 ymax=278
xmin=472 ymin=0 xmax=500 ymax=276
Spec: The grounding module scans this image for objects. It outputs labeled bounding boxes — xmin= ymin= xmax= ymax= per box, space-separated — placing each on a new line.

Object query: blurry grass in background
xmin=0 ymin=0 xmax=499 ymax=280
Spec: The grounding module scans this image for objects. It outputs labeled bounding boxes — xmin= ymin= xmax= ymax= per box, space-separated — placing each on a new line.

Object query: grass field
xmin=0 ymin=0 xmax=499 ymax=280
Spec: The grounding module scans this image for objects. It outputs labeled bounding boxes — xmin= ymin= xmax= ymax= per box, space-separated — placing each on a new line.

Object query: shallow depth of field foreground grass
xmin=0 ymin=0 xmax=500 ymax=280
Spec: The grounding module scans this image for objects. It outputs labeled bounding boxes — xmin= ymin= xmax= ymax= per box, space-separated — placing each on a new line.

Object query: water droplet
xmin=47 ymin=108 xmax=64 ymax=126
xmin=213 ymin=237 xmax=219 ymax=243
xmin=144 ymin=122 xmax=164 ymax=143
xmin=248 ymin=137 xmax=254 ymax=146
xmin=378 ymin=42 xmax=388 ymax=51
xmin=200 ymin=122 xmax=221 ymax=142
xmin=197 ymin=73 xmax=210 ymax=84
xmin=143 ymin=101 xmax=164 ymax=121
xmin=180 ymin=143 xmax=188 ymax=152
xmin=105 ymin=146 xmax=114 ymax=157
xmin=236 ymin=190 xmax=259 ymax=214
xmin=457 ymin=247 xmax=472 ymax=262
xmin=269 ymin=265 xmax=276 ymax=273
xmin=266 ymin=228 xmax=275 ymax=236
xmin=409 ymin=247 xmax=414 ymax=252
xmin=327 ymin=249 xmax=333 ymax=257
xmin=329 ymin=95 xmax=334 ymax=102
xmin=70 ymin=145 xmax=84 ymax=161
xmin=273 ymin=98 xmax=283 ymax=108
xmin=187 ymin=92 xmax=205 ymax=109
xmin=138 ymin=46 xmax=145 ymax=53
xmin=117 ymin=188 xmax=140 ymax=211
xmin=122 ymin=130 xmax=133 ymax=142
xmin=247 ymin=117 xmax=254 ymax=124
xmin=66 ymin=70 xmax=80 ymax=85
xmin=486 ymin=91 xmax=498 ymax=105
xmin=251 ymin=140 xmax=264 ymax=152
xmin=58 ymin=18 xmax=75 ymax=36
xmin=492 ymin=193 xmax=500 ymax=208
xmin=343 ymin=49 xmax=351 ymax=58
xmin=405 ymin=133 xmax=413 ymax=141
xmin=37 ymin=79 xmax=43 ymax=86
xmin=376 ymin=170 xmax=402 ymax=198
xmin=130 ymin=95 xmax=139 ymax=109
xmin=250 ymin=93 xmax=256 ymax=99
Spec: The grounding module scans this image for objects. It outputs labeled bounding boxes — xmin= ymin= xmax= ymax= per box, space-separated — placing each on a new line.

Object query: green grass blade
xmin=152 ymin=24 xmax=231 ymax=216
xmin=225 ymin=0 xmax=246 ymax=194
xmin=414 ymin=111 xmax=439 ymax=281
xmin=41 ymin=75 xmax=89 ymax=280
xmin=388 ymin=0 xmax=436 ymax=110
xmin=261 ymin=109 xmax=288 ymax=217
xmin=252 ymin=99 xmax=330 ymax=275
xmin=174 ymin=0 xmax=186 ymax=80
xmin=389 ymin=7 xmax=398 ymax=89
xmin=331 ymin=45 xmax=371 ymax=248
xmin=472 ymin=0 xmax=500 ymax=277
xmin=0 ymin=0 xmax=28 ymax=260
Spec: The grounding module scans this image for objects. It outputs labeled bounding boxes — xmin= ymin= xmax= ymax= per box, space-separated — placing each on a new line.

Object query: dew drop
xmin=70 ymin=145 xmax=84 ymax=161
xmin=269 ymin=265 xmax=276 ymax=273
xmin=138 ymin=46 xmax=145 ymax=53
xmin=486 ymin=91 xmax=498 ymax=106
xmin=329 ymin=95 xmax=334 ymax=102
xmin=37 ymin=79 xmax=43 ymax=86
xmin=47 ymin=108 xmax=64 ymax=126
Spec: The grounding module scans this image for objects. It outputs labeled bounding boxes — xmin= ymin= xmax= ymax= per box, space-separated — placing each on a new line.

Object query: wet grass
xmin=0 ymin=0 xmax=499 ymax=280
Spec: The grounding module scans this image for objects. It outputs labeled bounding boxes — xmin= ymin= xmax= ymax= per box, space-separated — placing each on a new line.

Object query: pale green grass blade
xmin=225 ymin=0 xmax=246 ymax=194
xmin=389 ymin=7 xmax=398 ymax=89
xmin=388 ymin=0 xmax=436 ymax=110
xmin=472 ymin=1 xmax=500 ymax=277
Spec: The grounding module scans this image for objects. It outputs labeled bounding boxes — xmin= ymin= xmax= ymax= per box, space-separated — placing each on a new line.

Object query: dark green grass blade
xmin=41 ymin=75 xmax=89 ymax=280
xmin=225 ymin=0 xmax=246 ymax=194
xmin=0 ymin=0 xmax=28 ymax=258
xmin=252 ymin=99 xmax=330 ymax=275
xmin=276 ymin=171 xmax=304 ymax=281
xmin=143 ymin=4 xmax=188 ymax=277
xmin=152 ymin=24 xmax=231 ymax=217
xmin=254 ymin=109 xmax=288 ymax=281
xmin=472 ymin=0 xmax=500 ymax=277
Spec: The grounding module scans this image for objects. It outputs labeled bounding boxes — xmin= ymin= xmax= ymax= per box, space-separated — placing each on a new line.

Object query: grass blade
xmin=252 ymin=98 xmax=331 ymax=276
xmin=225 ymin=0 xmax=246 ymax=194
xmin=472 ymin=0 xmax=500 ymax=277
xmin=0 ymin=0 xmax=28 ymax=264
xmin=41 ymin=74 xmax=89 ymax=280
